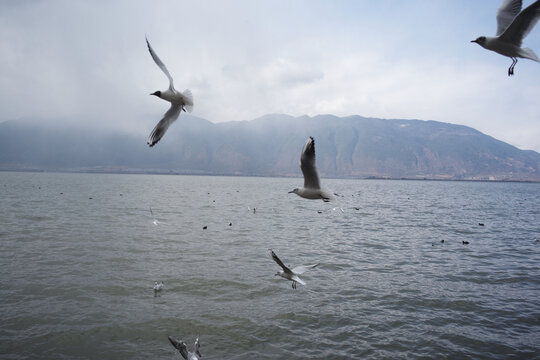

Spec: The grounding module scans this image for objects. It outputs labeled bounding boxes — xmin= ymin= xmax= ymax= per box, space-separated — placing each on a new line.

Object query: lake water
xmin=0 ymin=171 xmax=539 ymax=359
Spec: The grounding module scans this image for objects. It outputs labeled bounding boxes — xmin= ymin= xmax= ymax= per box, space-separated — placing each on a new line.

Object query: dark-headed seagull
xmin=269 ymin=249 xmax=319 ymax=289
xmin=471 ymin=0 xmax=540 ymax=76
xmin=146 ymin=37 xmax=194 ymax=146
xmin=288 ymin=136 xmax=334 ymax=201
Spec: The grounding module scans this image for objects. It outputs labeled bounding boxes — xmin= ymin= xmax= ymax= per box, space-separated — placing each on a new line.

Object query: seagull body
xmin=146 ymin=37 xmax=194 ymax=146
xmin=153 ymin=281 xmax=163 ymax=293
xmin=289 ymin=137 xmax=334 ymax=202
xmin=471 ymin=0 xmax=540 ymax=75
xmin=269 ymin=249 xmax=318 ymax=289
xmin=168 ymin=336 xmax=201 ymax=360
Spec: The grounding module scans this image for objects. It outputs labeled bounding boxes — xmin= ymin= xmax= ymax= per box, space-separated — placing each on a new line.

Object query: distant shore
xmin=2 ymin=168 xmax=538 ymax=184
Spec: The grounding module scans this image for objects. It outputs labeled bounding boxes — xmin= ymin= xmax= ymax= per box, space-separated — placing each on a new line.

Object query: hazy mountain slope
xmin=1 ymin=114 xmax=539 ymax=181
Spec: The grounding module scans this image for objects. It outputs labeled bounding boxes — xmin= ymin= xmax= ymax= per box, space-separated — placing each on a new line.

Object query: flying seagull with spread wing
xmin=471 ymin=0 xmax=540 ymax=76
xmin=269 ymin=249 xmax=319 ymax=289
xmin=288 ymin=136 xmax=334 ymax=202
xmin=146 ymin=37 xmax=194 ymax=146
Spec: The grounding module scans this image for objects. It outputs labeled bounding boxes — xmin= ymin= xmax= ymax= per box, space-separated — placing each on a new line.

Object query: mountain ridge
xmin=1 ymin=114 xmax=539 ymax=181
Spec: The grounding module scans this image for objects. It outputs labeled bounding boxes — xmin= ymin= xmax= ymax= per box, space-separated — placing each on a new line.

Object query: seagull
xmin=471 ymin=0 xmax=540 ymax=76
xmin=168 ymin=336 xmax=201 ymax=360
xmin=153 ymin=281 xmax=163 ymax=295
xmin=149 ymin=207 xmax=162 ymax=225
xmin=269 ymin=249 xmax=319 ymax=289
xmin=288 ymin=137 xmax=334 ymax=201
xmin=146 ymin=37 xmax=194 ymax=146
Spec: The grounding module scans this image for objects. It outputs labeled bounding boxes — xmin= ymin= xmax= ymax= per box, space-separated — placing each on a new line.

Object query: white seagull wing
xmin=300 ymin=136 xmax=321 ymax=190
xmin=292 ymin=263 xmax=319 ymax=275
xmin=147 ymin=104 xmax=182 ymax=147
xmin=146 ymin=37 xmax=175 ymax=90
xmin=194 ymin=337 xmax=201 ymax=358
xmin=496 ymin=0 xmax=523 ymax=36
xmin=269 ymin=249 xmax=292 ymax=274
xmin=500 ymin=0 xmax=540 ymax=46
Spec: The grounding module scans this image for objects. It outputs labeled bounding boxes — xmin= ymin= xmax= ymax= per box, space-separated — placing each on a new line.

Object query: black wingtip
xmin=168 ymin=336 xmax=179 ymax=349
xmin=145 ymin=36 xmax=152 ymax=52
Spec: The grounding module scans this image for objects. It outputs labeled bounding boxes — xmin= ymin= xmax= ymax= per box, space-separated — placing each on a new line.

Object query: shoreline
xmin=1 ymin=168 xmax=538 ymax=184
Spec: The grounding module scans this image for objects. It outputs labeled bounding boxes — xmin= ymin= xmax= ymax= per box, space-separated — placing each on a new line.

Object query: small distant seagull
xmin=462 ymin=241 xmax=470 ymax=245
xmin=478 ymin=223 xmax=485 ymax=226
xmin=168 ymin=336 xmax=201 ymax=360
xmin=153 ymin=281 xmax=163 ymax=294
xmin=269 ymin=249 xmax=319 ymax=289
xmin=289 ymin=137 xmax=334 ymax=202
xmin=149 ymin=207 xmax=161 ymax=225
xmin=471 ymin=0 xmax=540 ymax=76
xmin=146 ymin=37 xmax=194 ymax=146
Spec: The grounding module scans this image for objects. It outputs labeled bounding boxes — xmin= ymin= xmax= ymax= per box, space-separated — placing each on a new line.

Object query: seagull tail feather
xmin=182 ymin=89 xmax=194 ymax=113
xmin=520 ymin=47 xmax=540 ymax=62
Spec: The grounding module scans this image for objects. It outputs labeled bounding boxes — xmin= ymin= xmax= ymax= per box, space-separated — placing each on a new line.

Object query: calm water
xmin=0 ymin=171 xmax=539 ymax=359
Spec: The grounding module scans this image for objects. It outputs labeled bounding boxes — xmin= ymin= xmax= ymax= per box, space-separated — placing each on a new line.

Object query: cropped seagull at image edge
xmin=471 ymin=0 xmax=540 ymax=76
xmin=145 ymin=37 xmax=194 ymax=147
xmin=269 ymin=249 xmax=319 ymax=289
xmin=168 ymin=336 xmax=201 ymax=360
xmin=289 ymin=136 xmax=334 ymax=201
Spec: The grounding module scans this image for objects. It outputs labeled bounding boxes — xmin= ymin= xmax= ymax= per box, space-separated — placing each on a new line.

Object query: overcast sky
xmin=1 ymin=0 xmax=539 ymax=151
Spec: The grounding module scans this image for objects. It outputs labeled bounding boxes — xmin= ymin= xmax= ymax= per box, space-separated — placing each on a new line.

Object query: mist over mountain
xmin=1 ymin=114 xmax=539 ymax=181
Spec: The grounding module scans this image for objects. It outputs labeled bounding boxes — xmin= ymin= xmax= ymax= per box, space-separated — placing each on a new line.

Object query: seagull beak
xmin=470 ymin=39 xmax=478 ymax=43
xmin=288 ymin=190 xmax=294 ymax=193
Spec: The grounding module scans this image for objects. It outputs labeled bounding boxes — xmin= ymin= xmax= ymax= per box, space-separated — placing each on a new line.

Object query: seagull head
xmin=275 ymin=270 xmax=283 ymax=277
xmin=471 ymin=36 xmax=486 ymax=46
xmin=150 ymin=90 xmax=162 ymax=97
xmin=288 ymin=188 xmax=299 ymax=194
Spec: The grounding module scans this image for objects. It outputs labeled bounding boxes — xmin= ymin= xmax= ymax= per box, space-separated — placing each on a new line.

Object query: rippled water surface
xmin=1 ymin=172 xmax=539 ymax=359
